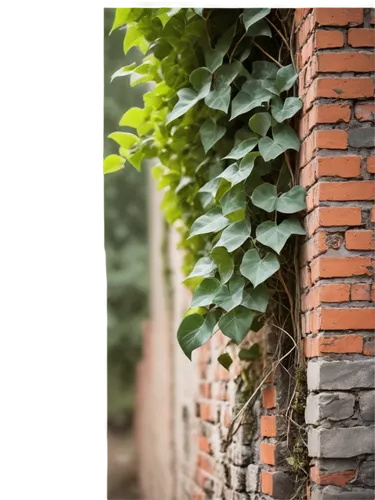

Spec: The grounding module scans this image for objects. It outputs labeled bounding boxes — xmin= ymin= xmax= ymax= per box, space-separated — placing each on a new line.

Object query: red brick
xmin=316 ymin=78 xmax=374 ymax=99
xmin=316 ymin=30 xmax=344 ymax=48
xmin=305 ymin=337 xmax=320 ymax=357
xmin=317 ymin=52 xmax=375 ymax=73
xmin=320 ymin=309 xmax=375 ymax=330
xmin=320 ymin=283 xmax=350 ymax=302
xmin=372 ymin=284 xmax=375 ymax=302
xmin=318 ymin=206 xmax=361 ymax=228
xmin=367 ymin=156 xmax=375 ymax=174
xmin=310 ymin=466 xmax=356 ymax=487
xmin=260 ymin=416 xmax=277 ymax=437
xmin=346 ymin=230 xmax=375 ymax=250
xmin=364 ymin=337 xmax=375 ymax=356
xmin=317 ymin=156 xmax=360 ymax=178
xmin=348 ymin=28 xmax=375 ymax=47
xmin=198 ymin=435 xmax=212 ymax=454
xmin=355 ymin=102 xmax=375 ymax=122
xmin=200 ymin=382 xmax=211 ymax=399
xmin=315 ymin=8 xmax=363 ymax=27
xmin=297 ymin=13 xmax=315 ymax=49
xmin=310 ymin=256 xmax=373 ymax=281
xmin=262 ymin=385 xmax=276 ymax=409
xmin=319 ymin=334 xmax=364 ymax=352
xmin=351 ymin=283 xmax=371 ymax=301
xmin=301 ymin=232 xmax=328 ymax=264
xmin=260 ymin=442 xmax=276 ymax=465
xmin=222 ymin=406 xmax=232 ymax=427
xmin=319 ymin=181 xmax=375 ymax=201
xmin=261 ymin=471 xmax=274 ymax=495
xmin=315 ymin=129 xmax=348 ymax=149
xmin=301 ymin=265 xmax=312 ymax=289
xmin=199 ymin=403 xmax=213 ymax=422
xmin=197 ymin=453 xmax=214 ymax=474
xmin=295 ymin=8 xmax=312 ymax=29
xmin=372 ymin=206 xmax=375 ymax=223
xmin=214 ymin=363 xmax=230 ymax=381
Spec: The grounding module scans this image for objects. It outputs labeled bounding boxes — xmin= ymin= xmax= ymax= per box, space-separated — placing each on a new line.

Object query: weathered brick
xmin=307 ymin=358 xmax=375 ymax=391
xmin=308 ymin=426 xmax=375 ymax=458
xmin=317 ymin=52 xmax=375 ymax=73
xmin=260 ymin=442 xmax=275 ymax=465
xmin=355 ymin=102 xmax=375 ymax=122
xmin=315 ymin=129 xmax=348 ymax=149
xmin=262 ymin=385 xmax=276 ymax=409
xmin=351 ymin=283 xmax=371 ymax=301
xmin=311 ymin=486 xmax=375 ymax=499
xmin=306 ymin=392 xmax=355 ymax=424
xmin=359 ymin=391 xmax=375 ymax=422
xmin=315 ymin=8 xmax=363 ymax=27
xmin=320 ymin=308 xmax=375 ymax=330
xmin=367 ymin=156 xmax=375 ymax=174
xmin=261 ymin=471 xmax=294 ymax=498
xmin=348 ymin=28 xmax=375 ymax=47
xmin=310 ymin=465 xmax=356 ymax=487
xmin=318 ymin=181 xmax=375 ymax=201
xmin=245 ymin=464 xmax=259 ymax=493
xmin=310 ymin=256 xmax=373 ymax=281
xmin=316 ymin=156 xmax=360 ymax=178
xmin=316 ymin=78 xmax=374 ymax=99
xmin=364 ymin=337 xmax=375 ymax=356
xmin=316 ymin=30 xmax=344 ymax=48
xmin=319 ymin=333 xmax=364 ymax=351
xmin=320 ymin=283 xmax=350 ymax=303
xmin=348 ymin=127 xmax=375 ymax=148
xmin=260 ymin=416 xmax=276 ymax=437
xmin=345 ymin=230 xmax=375 ymax=250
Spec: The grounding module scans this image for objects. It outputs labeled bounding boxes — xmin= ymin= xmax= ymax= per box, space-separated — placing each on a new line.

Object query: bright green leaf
xmin=218 ymin=353 xmax=233 ymax=370
xmin=243 ymin=8 xmax=271 ymax=31
xmin=199 ymin=119 xmax=226 ymax=153
xmin=108 ymin=132 xmax=139 ymax=149
xmin=127 ymin=151 xmax=144 ymax=171
xmin=249 ymin=112 xmax=272 ymax=137
xmin=210 ymin=247 xmax=234 ymax=284
xmin=188 ymin=208 xmax=230 ymax=238
xmin=240 ymin=249 xmax=280 ymax=288
xmin=177 ymin=311 xmax=219 ymax=360
xmin=219 ymin=306 xmax=255 ymax=344
xmin=103 ymin=154 xmax=125 ymax=174
xmin=241 ymin=284 xmax=269 ymax=313
xmin=191 ymin=278 xmax=221 ymax=307
xmin=119 ymin=107 xmax=145 ymax=128
xmin=110 ymin=8 xmax=131 ymax=34
xmin=214 ymin=220 xmax=251 ymax=252
xmin=276 ymin=64 xmax=298 ymax=93
xmin=110 ymin=63 xmax=137 ymax=82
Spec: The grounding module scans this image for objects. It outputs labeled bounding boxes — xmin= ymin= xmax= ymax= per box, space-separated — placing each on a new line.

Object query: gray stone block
xmin=349 ymin=127 xmax=375 ymax=148
xmin=271 ymin=471 xmax=294 ymax=499
xmin=305 ymin=392 xmax=355 ymax=424
xmin=308 ymin=359 xmax=375 ymax=391
xmin=359 ymin=391 xmax=375 ymax=423
xmin=231 ymin=465 xmax=246 ymax=492
xmin=245 ymin=464 xmax=259 ymax=493
xmin=311 ymin=485 xmax=375 ymax=499
xmin=358 ymin=458 xmax=375 ymax=488
xmin=309 ymin=426 xmax=375 ymax=458
xmin=315 ymin=458 xmax=357 ymax=474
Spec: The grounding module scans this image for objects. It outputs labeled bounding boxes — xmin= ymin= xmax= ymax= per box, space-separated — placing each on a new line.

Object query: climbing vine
xmin=104 ymin=8 xmax=306 ymax=368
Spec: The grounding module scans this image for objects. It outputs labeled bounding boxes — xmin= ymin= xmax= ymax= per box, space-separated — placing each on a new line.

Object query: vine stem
xmin=253 ymin=42 xmax=283 ymax=67
xmin=229 ymin=33 xmax=246 ymax=63
xmin=266 ymin=17 xmax=291 ymax=52
xmin=284 ymin=151 xmax=295 ymax=186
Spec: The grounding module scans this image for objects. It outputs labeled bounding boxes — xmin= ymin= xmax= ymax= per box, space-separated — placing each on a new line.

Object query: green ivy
xmin=104 ymin=8 xmax=305 ymax=365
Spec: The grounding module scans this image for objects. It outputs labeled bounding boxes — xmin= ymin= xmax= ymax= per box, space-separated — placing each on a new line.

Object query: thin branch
xmin=253 ymin=42 xmax=283 ymax=67
xmin=265 ymin=17 xmax=291 ymax=52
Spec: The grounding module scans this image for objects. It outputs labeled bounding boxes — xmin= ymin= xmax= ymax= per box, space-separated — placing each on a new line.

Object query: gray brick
xmin=245 ymin=464 xmax=259 ymax=493
xmin=230 ymin=465 xmax=246 ymax=492
xmin=308 ymin=359 xmax=375 ymax=391
xmin=358 ymin=458 xmax=375 ymax=488
xmin=359 ymin=391 xmax=375 ymax=423
xmin=349 ymin=127 xmax=375 ymax=148
xmin=309 ymin=426 xmax=375 ymax=458
xmin=271 ymin=471 xmax=294 ymax=499
xmin=305 ymin=392 xmax=355 ymax=424
xmin=315 ymin=458 xmax=357 ymax=474
xmin=311 ymin=485 xmax=375 ymax=499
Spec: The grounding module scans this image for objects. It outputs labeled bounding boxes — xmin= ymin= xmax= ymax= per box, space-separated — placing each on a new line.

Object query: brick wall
xmin=296 ymin=7 xmax=375 ymax=500
xmin=135 ymin=8 xmax=375 ymax=500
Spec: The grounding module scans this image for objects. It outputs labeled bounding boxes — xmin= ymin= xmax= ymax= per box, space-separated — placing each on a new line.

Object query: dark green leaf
xmin=214 ymin=220 xmax=251 ymax=252
xmin=272 ymin=123 xmax=300 ymax=152
xmin=246 ymin=19 xmax=272 ymax=37
xmin=249 ymin=112 xmax=272 ymax=137
xmin=224 ymin=135 xmax=258 ymax=160
xmin=243 ymin=8 xmax=271 ymax=31
xmin=190 ymin=67 xmax=212 ymax=95
xmin=258 ymin=137 xmax=285 ymax=162
xmin=240 ymin=249 xmax=280 ymax=287
xmin=250 ymin=183 xmax=277 ymax=212
xmin=184 ymin=256 xmax=217 ymax=282
xmin=177 ymin=311 xmax=219 ymax=360
xmin=256 ymin=218 xmax=305 ymax=254
xmin=198 ymin=178 xmax=221 ymax=209
xmin=191 ymin=278 xmax=221 ymax=307
xmin=205 ymin=86 xmax=231 ymax=113
xmin=219 ymin=306 xmax=255 ymax=344
xmin=215 ymin=62 xmax=242 ymax=91
xmin=211 ymin=247 xmax=234 ymax=284
xmin=214 ymin=276 xmax=245 ymax=312
xmin=220 ymin=185 xmax=246 ymax=220
xmin=218 ymin=353 xmax=233 ymax=370
xmin=241 ymin=284 xmax=269 ymax=312
xmin=271 ymin=96 xmax=302 ymax=123
xmin=277 ymin=186 xmax=306 ymax=213
xmin=239 ymin=343 xmax=261 ymax=360
xmin=276 ymin=64 xmax=298 ymax=93
xmin=251 ymin=61 xmax=279 ymax=80
xmin=199 ymin=119 xmax=226 ymax=153
xmin=166 ymin=88 xmax=200 ymax=124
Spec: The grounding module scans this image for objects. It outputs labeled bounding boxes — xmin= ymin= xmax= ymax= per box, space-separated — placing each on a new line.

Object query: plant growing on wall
xmin=104 ymin=8 xmax=305 ymax=367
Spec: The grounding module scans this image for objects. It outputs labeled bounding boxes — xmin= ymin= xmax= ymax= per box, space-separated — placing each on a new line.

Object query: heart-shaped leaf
xmin=251 ymin=183 xmax=277 ymax=212
xmin=243 ymin=8 xmax=271 ymax=31
xmin=119 ymin=107 xmax=146 ymax=128
xmin=189 ymin=67 xmax=212 ymax=95
xmin=224 ymin=135 xmax=258 ymax=160
xmin=108 ymin=132 xmax=139 ymax=149
xmin=219 ymin=306 xmax=255 ymax=344
xmin=271 ymin=96 xmax=302 ymax=123
xmin=214 ymin=62 xmax=242 ymax=90
xmin=251 ymin=61 xmax=279 ymax=80
xmin=205 ymin=25 xmax=235 ymax=72
xmin=214 ymin=220 xmax=251 ymax=252
xmin=256 ymin=218 xmax=305 ymax=254
xmin=189 ymin=208 xmax=230 ymax=238
xmin=199 ymin=119 xmax=226 ymax=153
xmin=205 ymin=86 xmax=231 ymax=113
xmin=191 ymin=278 xmax=221 ymax=307
xmin=276 ymin=64 xmax=298 ymax=93
xmin=277 ymin=186 xmax=306 ymax=213
xmin=241 ymin=284 xmax=269 ymax=312
xmin=240 ymin=249 xmax=280 ymax=287
xmin=184 ymin=256 xmax=217 ymax=282
xmin=249 ymin=112 xmax=272 ymax=137
xmin=177 ymin=311 xmax=219 ymax=360
xmin=246 ymin=19 xmax=272 ymax=37
xmin=272 ymin=123 xmax=300 ymax=152
xmin=220 ymin=185 xmax=246 ymax=220
xmin=218 ymin=352 xmax=233 ymax=370
xmin=198 ymin=178 xmax=221 ymax=209
xmin=110 ymin=63 xmax=137 ymax=82
xmin=214 ymin=276 xmax=245 ymax=312
xmin=103 ymin=154 xmax=125 ymax=174
xmin=211 ymin=247 xmax=234 ymax=284
xmin=258 ymin=137 xmax=285 ymax=161
xmin=166 ymin=88 xmax=200 ymax=124
xmin=239 ymin=343 xmax=261 ymax=360
xmin=219 ymin=154 xmax=260 ymax=186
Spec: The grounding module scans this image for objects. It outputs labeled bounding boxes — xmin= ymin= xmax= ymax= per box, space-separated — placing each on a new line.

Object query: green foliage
xmin=105 ymin=8 xmax=305 ymax=362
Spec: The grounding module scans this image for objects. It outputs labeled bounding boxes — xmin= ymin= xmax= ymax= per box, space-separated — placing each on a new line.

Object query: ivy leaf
xmin=123 ymin=24 xmax=142 ymax=54
xmin=110 ymin=63 xmax=137 ymax=82
xmin=241 ymin=284 xmax=269 ymax=312
xmin=249 ymin=112 xmax=272 ymax=137
xmin=214 ymin=62 xmax=242 ymax=91
xmin=189 ymin=67 xmax=212 ymax=96
xmin=214 ymin=276 xmax=245 ymax=312
xmin=251 ymin=183 xmax=277 ymax=212
xmin=220 ymin=185 xmax=246 ymax=220
xmin=167 ymin=8 xmax=181 ymax=17
xmin=188 ymin=208 xmax=230 ymax=238
xmin=240 ymin=249 xmax=280 ymax=288
xmin=205 ymin=86 xmax=231 ymax=113
xmin=198 ymin=178 xmax=221 ymax=209
xmin=211 ymin=247 xmax=234 ymax=284
xmin=271 ymin=96 xmax=302 ymax=123
xmin=214 ymin=220 xmax=251 ymax=252
xmin=110 ymin=8 xmax=131 ymax=34
xmin=166 ymin=88 xmax=201 ymax=124
xmin=108 ymin=132 xmax=139 ymax=149
xmin=184 ymin=256 xmax=217 ymax=282
xmin=258 ymin=137 xmax=285 ymax=162
xmin=256 ymin=218 xmax=305 ymax=254
xmin=127 ymin=151 xmax=144 ymax=171
xmin=193 ymin=8 xmax=204 ymax=17
xmin=119 ymin=107 xmax=145 ymax=128
xmin=277 ymin=186 xmax=306 ymax=213
xmin=218 ymin=353 xmax=233 ymax=370
xmin=103 ymin=154 xmax=125 ymax=174
xmin=224 ymin=135 xmax=258 ymax=160
xmin=272 ymin=123 xmax=300 ymax=152
xmin=230 ymin=80 xmax=274 ymax=119
xmin=276 ymin=64 xmax=298 ymax=93
xmin=177 ymin=311 xmax=219 ymax=360
xmin=199 ymin=119 xmax=226 ymax=153
xmin=219 ymin=306 xmax=255 ymax=344
xmin=219 ymin=153 xmax=260 ymax=186
xmin=205 ymin=25 xmax=235 ymax=72
xmin=246 ymin=19 xmax=272 ymax=37
xmin=251 ymin=61 xmax=279 ymax=80
xmin=191 ymin=278 xmax=221 ymax=307
xmin=239 ymin=343 xmax=261 ymax=361
xmin=175 ymin=176 xmax=194 ymax=194
xmin=243 ymin=8 xmax=271 ymax=31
